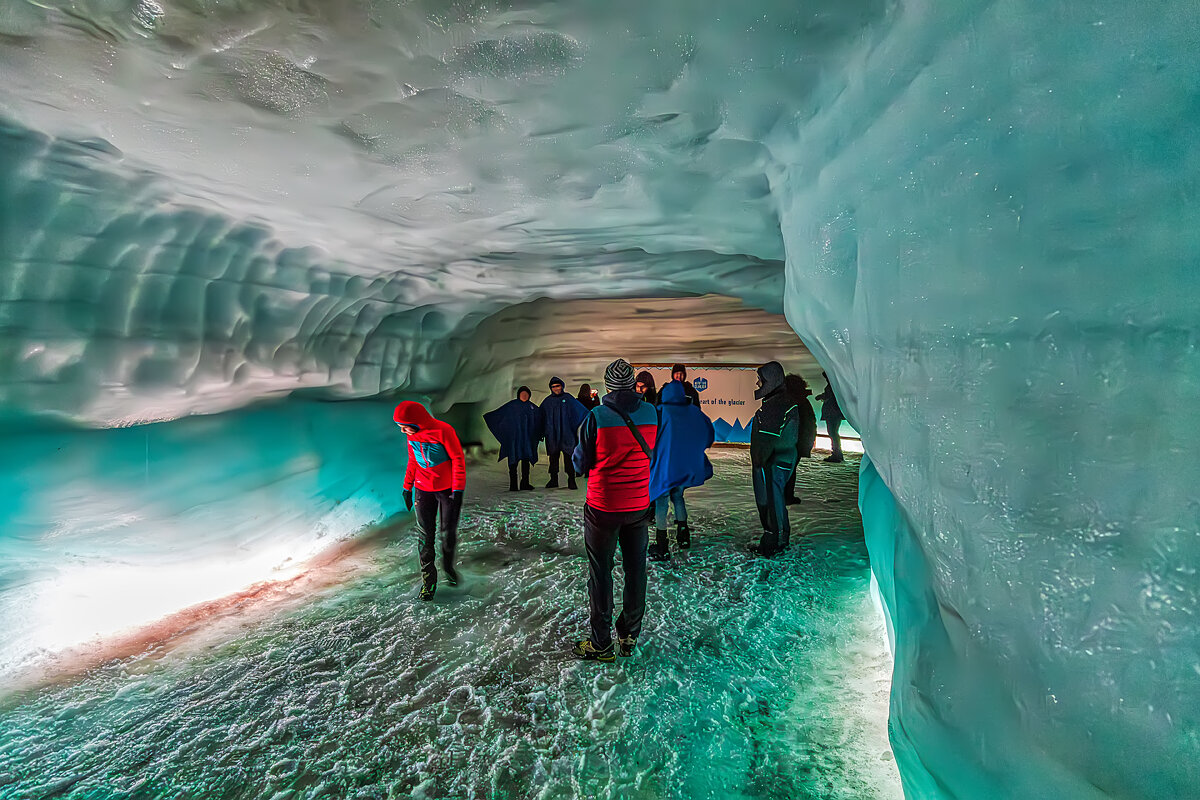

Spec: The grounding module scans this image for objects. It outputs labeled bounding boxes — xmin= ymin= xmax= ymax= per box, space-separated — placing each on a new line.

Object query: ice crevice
xmin=1 ymin=0 xmax=1198 ymax=798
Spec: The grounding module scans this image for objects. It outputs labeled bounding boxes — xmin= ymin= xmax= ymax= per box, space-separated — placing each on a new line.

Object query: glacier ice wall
xmin=778 ymin=1 xmax=1200 ymax=797
xmin=0 ymin=399 xmax=404 ymax=681
xmin=0 ymin=0 xmax=1198 ymax=797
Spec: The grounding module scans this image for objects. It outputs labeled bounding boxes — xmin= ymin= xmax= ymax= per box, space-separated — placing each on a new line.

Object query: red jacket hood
xmin=393 ymin=401 xmax=437 ymax=430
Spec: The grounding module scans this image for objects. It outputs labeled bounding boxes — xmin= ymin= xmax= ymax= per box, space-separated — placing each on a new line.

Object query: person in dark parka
xmin=635 ymin=371 xmax=658 ymax=406
xmin=783 ymin=373 xmax=818 ymax=505
xmin=669 ymin=363 xmax=703 ymax=407
xmin=577 ymin=383 xmax=600 ymax=410
xmin=816 ymin=372 xmax=845 ymax=463
xmin=484 ymin=386 xmax=543 ymax=491
xmin=541 ymin=376 xmax=589 ymax=489
xmin=647 ymin=380 xmax=715 ymax=560
xmin=750 ymin=361 xmax=800 ymax=556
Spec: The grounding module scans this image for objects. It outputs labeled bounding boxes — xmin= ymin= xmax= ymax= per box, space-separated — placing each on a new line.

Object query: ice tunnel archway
xmin=2 ymin=0 xmax=1199 ymax=797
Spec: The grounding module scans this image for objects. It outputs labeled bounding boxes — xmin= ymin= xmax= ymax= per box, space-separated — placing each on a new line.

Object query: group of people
xmin=393 ymin=359 xmax=847 ymax=661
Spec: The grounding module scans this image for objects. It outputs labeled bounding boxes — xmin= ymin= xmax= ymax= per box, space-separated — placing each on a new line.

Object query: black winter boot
xmin=520 ymin=461 xmax=534 ymax=490
xmin=648 ymin=528 xmax=671 ymax=561
xmin=508 ymin=463 xmax=519 ymax=492
xmin=545 ymin=473 xmax=560 ymax=489
xmin=566 ymin=466 xmax=578 ymax=490
xmin=675 ymin=520 xmax=691 ymax=550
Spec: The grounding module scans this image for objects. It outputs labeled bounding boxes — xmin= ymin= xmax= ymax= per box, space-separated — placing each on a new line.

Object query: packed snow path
xmin=0 ymin=450 xmax=898 ymax=800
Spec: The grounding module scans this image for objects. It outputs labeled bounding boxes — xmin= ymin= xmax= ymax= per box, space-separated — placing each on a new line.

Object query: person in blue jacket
xmin=540 ymin=376 xmax=589 ymax=490
xmin=647 ymin=380 xmax=715 ymax=561
xmin=484 ymin=386 xmax=544 ymax=491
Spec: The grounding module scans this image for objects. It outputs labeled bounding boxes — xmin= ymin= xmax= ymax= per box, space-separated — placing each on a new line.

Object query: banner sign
xmin=634 ymin=364 xmax=760 ymax=444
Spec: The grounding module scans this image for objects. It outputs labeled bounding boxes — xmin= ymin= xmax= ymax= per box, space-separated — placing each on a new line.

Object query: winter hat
xmin=516 ymin=385 xmax=532 ymax=399
xmin=635 ymin=370 xmax=656 ymax=390
xmin=548 ymin=376 xmax=565 ymax=389
xmin=604 ymin=359 xmax=636 ymax=392
xmin=671 ymin=363 xmax=687 ymax=378
xmin=754 ymin=361 xmax=785 ymax=400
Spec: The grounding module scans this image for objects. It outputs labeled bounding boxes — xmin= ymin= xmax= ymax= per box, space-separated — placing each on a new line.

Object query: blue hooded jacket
xmin=540 ymin=378 xmax=589 ymax=452
xmin=648 ymin=381 xmax=715 ymax=502
xmin=484 ymin=387 xmax=544 ymax=464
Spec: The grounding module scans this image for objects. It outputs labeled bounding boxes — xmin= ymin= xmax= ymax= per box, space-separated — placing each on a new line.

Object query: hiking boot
xmin=675 ymin=520 xmax=691 ymax=550
xmin=617 ymin=636 xmax=636 ymax=658
xmin=419 ymin=582 xmax=436 ymax=601
xmin=750 ymin=536 xmax=781 ymax=558
xmin=647 ymin=529 xmax=671 ymax=562
xmin=545 ymin=475 xmax=560 ymax=489
xmin=571 ymin=639 xmax=615 ymax=662
xmin=444 ymin=563 xmax=460 ymax=586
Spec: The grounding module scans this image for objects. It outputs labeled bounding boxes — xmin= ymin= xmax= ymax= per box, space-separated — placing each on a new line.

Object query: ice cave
xmin=0 ymin=0 xmax=1197 ymax=798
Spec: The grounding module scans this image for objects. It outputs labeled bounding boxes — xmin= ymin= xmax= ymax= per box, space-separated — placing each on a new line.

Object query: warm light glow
xmin=815 ymin=435 xmax=866 ymax=454
xmin=29 ymin=543 xmax=313 ymax=655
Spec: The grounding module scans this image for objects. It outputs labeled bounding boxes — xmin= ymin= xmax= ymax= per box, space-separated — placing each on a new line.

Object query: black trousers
xmin=754 ymin=461 xmax=794 ymax=554
xmin=547 ymin=449 xmax=576 ymax=479
xmin=414 ymin=488 xmax=461 ymax=587
xmin=827 ymin=419 xmax=843 ymax=458
xmin=784 ymin=446 xmax=804 ymax=500
xmin=507 ymin=460 xmax=532 ymax=486
xmin=584 ymin=504 xmax=649 ymax=650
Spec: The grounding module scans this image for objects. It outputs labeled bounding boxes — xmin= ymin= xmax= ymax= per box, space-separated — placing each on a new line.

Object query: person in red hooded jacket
xmin=394 ymin=401 xmax=467 ymax=600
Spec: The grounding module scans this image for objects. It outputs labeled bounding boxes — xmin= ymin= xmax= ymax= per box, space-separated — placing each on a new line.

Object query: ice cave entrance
xmin=0 ymin=295 xmax=896 ymax=798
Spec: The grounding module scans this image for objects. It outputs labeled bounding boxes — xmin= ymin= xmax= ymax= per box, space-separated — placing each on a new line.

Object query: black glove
xmin=450 ymin=489 xmax=464 ymax=507
xmin=402 ymin=489 xmax=413 ymax=509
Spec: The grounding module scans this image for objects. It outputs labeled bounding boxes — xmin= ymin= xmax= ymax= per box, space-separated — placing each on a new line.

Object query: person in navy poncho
xmin=540 ymin=377 xmax=589 ymax=490
xmin=484 ymin=386 xmax=543 ymax=491
xmin=647 ymin=380 xmax=715 ymax=561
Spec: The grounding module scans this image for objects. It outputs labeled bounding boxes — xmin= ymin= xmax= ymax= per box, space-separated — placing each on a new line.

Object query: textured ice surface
xmin=1 ymin=0 xmax=1198 ymax=797
xmin=0 ymin=451 xmax=900 ymax=800
xmin=0 ymin=400 xmax=405 ymax=681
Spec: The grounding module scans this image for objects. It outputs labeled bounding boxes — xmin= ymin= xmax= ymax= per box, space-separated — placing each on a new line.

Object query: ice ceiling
xmin=1 ymin=0 xmax=1198 ymax=799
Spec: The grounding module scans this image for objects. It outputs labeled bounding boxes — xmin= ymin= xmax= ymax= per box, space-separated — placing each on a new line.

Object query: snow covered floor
xmin=0 ymin=450 xmax=899 ymax=800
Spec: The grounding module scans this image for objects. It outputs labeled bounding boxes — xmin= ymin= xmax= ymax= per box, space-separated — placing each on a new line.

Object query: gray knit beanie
xmin=604 ymin=359 xmax=636 ymax=392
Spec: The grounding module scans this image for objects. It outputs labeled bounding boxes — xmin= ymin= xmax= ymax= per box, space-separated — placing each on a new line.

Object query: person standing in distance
xmin=750 ymin=362 xmax=799 ymax=556
xmin=816 ymin=372 xmax=845 ymax=463
xmin=484 ymin=386 xmax=543 ymax=490
xmin=540 ymin=376 xmax=589 ymax=490
xmin=635 ymin=370 xmax=658 ymax=406
xmin=668 ymin=363 xmax=702 ymax=407
xmin=570 ymin=359 xmax=659 ymax=662
xmin=394 ymin=402 xmax=467 ymax=601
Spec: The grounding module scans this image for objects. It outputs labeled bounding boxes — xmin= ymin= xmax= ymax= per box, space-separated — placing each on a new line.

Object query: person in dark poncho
xmin=750 ymin=361 xmax=799 ymax=557
xmin=647 ymin=380 xmax=715 ymax=561
xmin=484 ymin=386 xmax=543 ymax=491
xmin=668 ymin=363 xmax=703 ymax=407
xmin=635 ymin=371 xmax=658 ymax=406
xmin=540 ymin=377 xmax=589 ymax=490
xmin=577 ymin=383 xmax=600 ymax=410
xmin=783 ymin=373 xmax=818 ymax=505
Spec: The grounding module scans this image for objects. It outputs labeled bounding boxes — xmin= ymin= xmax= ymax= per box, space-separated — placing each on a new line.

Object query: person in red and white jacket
xmin=394 ymin=401 xmax=467 ymax=600
xmin=569 ymin=359 xmax=659 ymax=662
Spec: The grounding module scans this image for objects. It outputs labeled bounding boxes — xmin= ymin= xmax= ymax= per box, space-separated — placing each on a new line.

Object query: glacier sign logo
xmin=693 ymin=378 xmax=708 ymax=392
